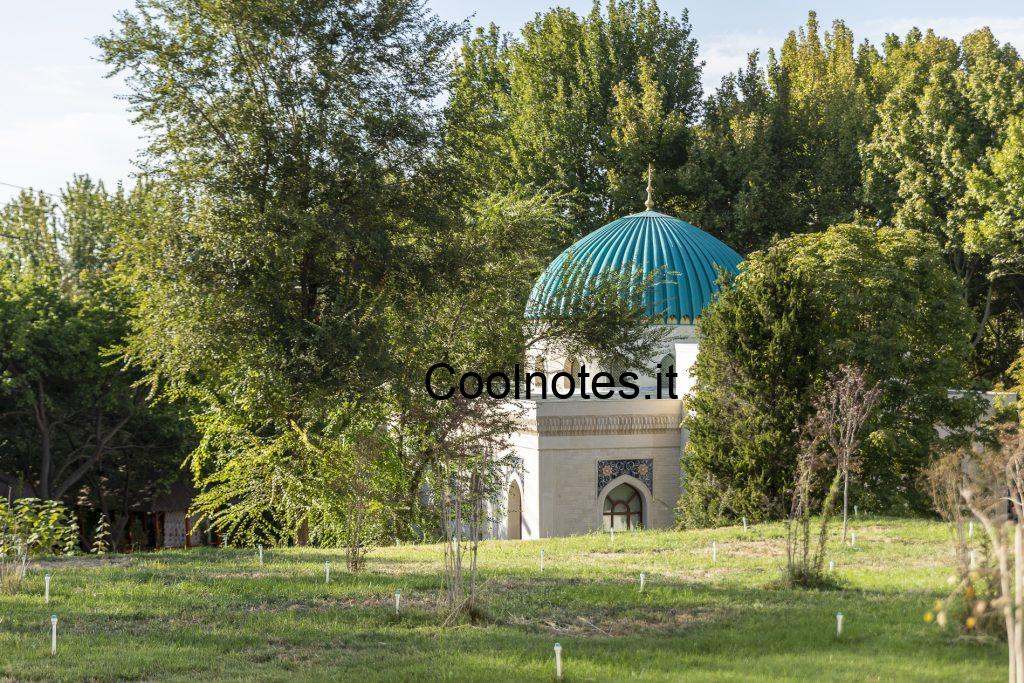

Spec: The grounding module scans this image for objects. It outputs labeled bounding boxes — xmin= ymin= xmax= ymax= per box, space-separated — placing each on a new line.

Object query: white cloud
xmin=697 ymin=15 xmax=1024 ymax=96
xmin=0 ymin=64 xmax=139 ymax=202
xmin=0 ymin=111 xmax=140 ymax=202
xmin=859 ymin=16 xmax=1024 ymax=48
xmin=700 ymin=30 xmax=777 ymax=92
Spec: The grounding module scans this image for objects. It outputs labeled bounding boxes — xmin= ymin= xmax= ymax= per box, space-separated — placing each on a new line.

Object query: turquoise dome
xmin=528 ymin=210 xmax=742 ymax=323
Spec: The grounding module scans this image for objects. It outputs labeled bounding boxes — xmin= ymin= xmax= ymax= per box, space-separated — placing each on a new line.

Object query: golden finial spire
xmin=644 ymin=163 xmax=654 ymax=211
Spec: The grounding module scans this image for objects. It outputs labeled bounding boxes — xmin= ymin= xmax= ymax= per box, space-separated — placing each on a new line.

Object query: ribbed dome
xmin=528 ymin=210 xmax=742 ymax=323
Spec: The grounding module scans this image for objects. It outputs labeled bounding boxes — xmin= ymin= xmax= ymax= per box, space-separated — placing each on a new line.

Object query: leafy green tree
xmin=100 ymin=0 xmax=670 ymax=557
xmin=98 ymin=0 xmax=463 ymax=542
xmin=0 ymin=178 xmax=190 ymax=546
xmin=446 ymin=0 xmax=702 ymax=238
xmin=680 ymin=12 xmax=875 ymax=253
xmin=862 ymin=27 xmax=1024 ymax=382
xmin=966 ymin=115 xmax=1024 ymax=396
xmin=680 ymin=224 xmax=978 ymax=526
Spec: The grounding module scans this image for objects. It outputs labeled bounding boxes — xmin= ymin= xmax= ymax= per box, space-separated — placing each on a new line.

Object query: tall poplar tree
xmin=862 ymin=27 xmax=1024 ymax=382
xmin=446 ymin=0 xmax=703 ymax=240
xmin=679 ymin=13 xmax=875 ymax=253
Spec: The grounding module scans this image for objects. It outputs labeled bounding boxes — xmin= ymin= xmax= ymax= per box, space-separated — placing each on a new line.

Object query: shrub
xmin=681 ymin=225 xmax=977 ymax=527
xmin=0 ymin=498 xmax=79 ymax=556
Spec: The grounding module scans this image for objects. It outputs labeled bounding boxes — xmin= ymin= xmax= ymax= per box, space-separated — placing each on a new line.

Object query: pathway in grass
xmin=0 ymin=518 xmax=1004 ymax=681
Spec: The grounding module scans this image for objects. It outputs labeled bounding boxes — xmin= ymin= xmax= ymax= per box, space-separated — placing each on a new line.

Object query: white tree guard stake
xmin=20 ymin=550 xmax=27 ymax=579
xmin=969 ymin=521 xmax=974 ymax=538
xmin=553 ymin=643 xmax=563 ymax=680
xmin=44 ymin=574 xmax=50 ymax=604
xmin=854 ymin=505 xmax=858 ymax=518
xmin=742 ymin=517 xmax=747 ymax=532
xmin=712 ymin=542 xmax=718 ymax=563
xmin=639 ymin=572 xmax=646 ymax=593
xmin=325 ymin=561 xmax=331 ymax=584
xmin=258 ymin=544 xmax=263 ymax=565
xmin=836 ymin=612 xmax=844 ymax=638
xmin=540 ymin=550 xmax=544 ymax=572
xmin=50 ymin=615 xmax=57 ymax=655
xmin=850 ymin=532 xmax=856 ymax=547
xmin=394 ymin=590 xmax=401 ymax=615
xmin=610 ymin=527 xmax=615 ymax=546
xmin=829 ymin=560 xmax=835 ymax=573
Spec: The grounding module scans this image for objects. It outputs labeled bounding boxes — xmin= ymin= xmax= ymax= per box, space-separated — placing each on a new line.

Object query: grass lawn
xmin=0 ymin=517 xmax=1005 ymax=681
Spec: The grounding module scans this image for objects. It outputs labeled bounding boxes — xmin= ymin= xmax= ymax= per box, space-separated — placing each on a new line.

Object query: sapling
xmin=786 ymin=365 xmax=879 ymax=586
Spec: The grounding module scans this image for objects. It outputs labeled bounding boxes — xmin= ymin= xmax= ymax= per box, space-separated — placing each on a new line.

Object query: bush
xmin=0 ymin=498 xmax=78 ymax=594
xmin=0 ymin=498 xmax=79 ymax=556
xmin=680 ymin=225 xmax=978 ymax=527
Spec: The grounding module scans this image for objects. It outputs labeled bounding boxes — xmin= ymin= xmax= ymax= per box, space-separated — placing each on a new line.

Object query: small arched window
xmin=658 ymin=353 xmax=676 ymax=391
xmin=602 ymin=483 xmax=642 ymax=530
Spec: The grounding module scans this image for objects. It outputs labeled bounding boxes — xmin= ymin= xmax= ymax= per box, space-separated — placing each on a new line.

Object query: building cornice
xmin=523 ymin=413 xmax=680 ymax=436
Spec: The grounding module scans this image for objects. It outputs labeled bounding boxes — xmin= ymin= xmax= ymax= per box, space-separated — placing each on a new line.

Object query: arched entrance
xmin=602 ymin=482 xmax=643 ymax=531
xmin=507 ymin=481 xmax=522 ymax=540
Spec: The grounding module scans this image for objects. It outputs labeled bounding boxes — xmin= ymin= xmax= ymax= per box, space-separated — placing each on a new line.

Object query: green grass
xmin=0 ymin=518 xmax=1004 ymax=681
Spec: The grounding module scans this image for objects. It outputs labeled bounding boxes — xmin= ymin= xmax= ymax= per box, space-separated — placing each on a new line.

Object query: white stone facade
xmin=495 ymin=326 xmax=697 ymax=539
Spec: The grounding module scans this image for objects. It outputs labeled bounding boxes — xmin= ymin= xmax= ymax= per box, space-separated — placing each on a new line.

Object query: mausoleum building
xmin=497 ymin=188 xmax=743 ymax=539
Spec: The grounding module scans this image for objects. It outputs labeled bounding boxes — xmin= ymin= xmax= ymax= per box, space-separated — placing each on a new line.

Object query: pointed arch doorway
xmin=602 ymin=482 xmax=643 ymax=531
xmin=507 ymin=481 xmax=522 ymax=540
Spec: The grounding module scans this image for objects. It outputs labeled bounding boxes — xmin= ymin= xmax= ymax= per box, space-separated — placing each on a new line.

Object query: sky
xmin=2 ymin=1 xmax=1024 ymax=203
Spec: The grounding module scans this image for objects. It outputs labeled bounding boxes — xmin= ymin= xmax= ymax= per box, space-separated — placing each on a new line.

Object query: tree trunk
xmin=842 ymin=468 xmax=850 ymax=544
xmin=973 ymin=281 xmax=994 ymax=348
xmin=1015 ymin=521 xmax=1023 ymax=683
xmin=33 ymin=384 xmax=52 ymax=499
xmin=970 ymin=507 xmax=1018 ymax=683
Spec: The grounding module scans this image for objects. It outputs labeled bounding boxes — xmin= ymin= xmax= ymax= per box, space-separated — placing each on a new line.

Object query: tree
xmin=0 ymin=179 xmax=189 ymax=532
xmin=446 ymin=0 xmax=703 ymax=238
xmin=926 ymin=426 xmax=1024 ymax=682
xmin=680 ymin=224 xmax=978 ymax=526
xmin=787 ymin=366 xmax=878 ymax=587
xmin=680 ymin=244 xmax=821 ymax=526
xmin=809 ymin=365 xmax=880 ymax=545
xmin=679 ymin=12 xmax=875 ymax=253
xmin=966 ymin=115 xmax=1024 ymax=396
xmin=98 ymin=0 xmax=462 ymax=543
xmin=862 ymin=27 xmax=1024 ymax=383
